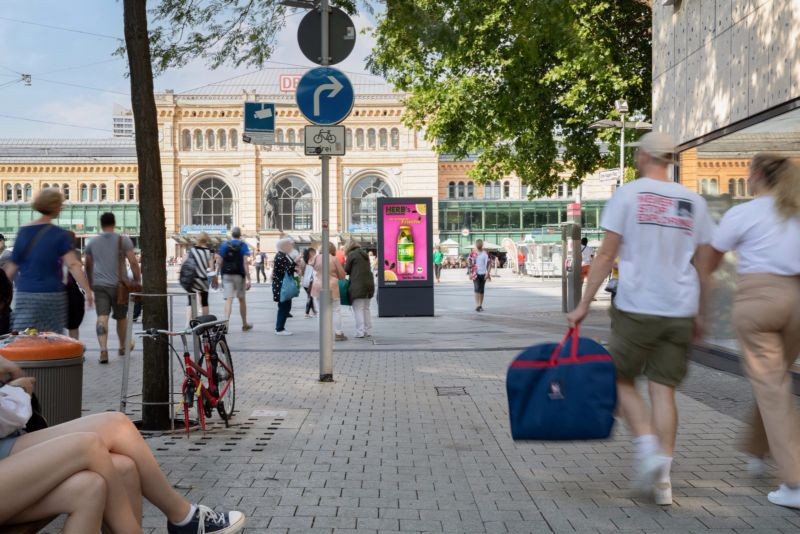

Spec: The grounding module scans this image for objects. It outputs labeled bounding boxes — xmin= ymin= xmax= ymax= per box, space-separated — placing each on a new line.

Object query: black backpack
xmin=179 ymin=252 xmax=198 ymax=291
xmin=220 ymin=242 xmax=243 ymax=275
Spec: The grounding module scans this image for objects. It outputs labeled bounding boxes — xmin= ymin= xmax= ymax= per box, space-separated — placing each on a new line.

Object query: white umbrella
xmin=481 ymin=241 xmax=502 ymax=251
xmin=440 ymin=239 xmax=459 ymax=246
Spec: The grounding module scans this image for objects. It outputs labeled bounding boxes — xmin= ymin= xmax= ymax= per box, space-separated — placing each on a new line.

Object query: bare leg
xmin=12 ymin=413 xmax=190 ymax=524
xmin=4 ymin=432 xmax=140 ymax=533
xmin=239 ymin=297 xmax=248 ymax=324
xmin=68 ymin=328 xmax=80 ymax=340
xmin=5 ymin=471 xmax=106 ymax=534
xmin=111 ymin=453 xmax=143 ymax=524
xmin=117 ymin=317 xmax=128 ymax=351
xmin=648 ymin=381 xmax=678 ymax=456
xmin=224 ymin=298 xmax=233 ymax=320
xmin=617 ymin=378 xmax=653 ymax=438
xmin=97 ymin=315 xmax=109 ymax=351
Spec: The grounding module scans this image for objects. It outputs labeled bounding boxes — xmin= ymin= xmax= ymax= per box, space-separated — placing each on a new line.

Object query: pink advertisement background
xmin=381 ymin=202 xmax=429 ymax=283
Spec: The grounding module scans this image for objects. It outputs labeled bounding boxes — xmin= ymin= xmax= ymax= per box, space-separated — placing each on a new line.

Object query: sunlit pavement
xmin=74 ymin=270 xmax=800 ymax=533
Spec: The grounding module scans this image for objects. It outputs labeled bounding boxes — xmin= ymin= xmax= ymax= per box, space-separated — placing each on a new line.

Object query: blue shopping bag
xmin=279 ymin=271 xmax=300 ymax=302
xmin=506 ymin=327 xmax=617 ymax=440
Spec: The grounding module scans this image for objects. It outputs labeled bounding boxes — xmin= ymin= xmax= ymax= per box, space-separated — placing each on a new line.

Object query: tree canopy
xmin=368 ymin=0 xmax=651 ymax=194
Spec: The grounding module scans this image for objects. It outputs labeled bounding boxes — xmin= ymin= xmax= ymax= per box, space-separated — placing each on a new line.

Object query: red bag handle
xmin=548 ymin=327 xmax=580 ymax=366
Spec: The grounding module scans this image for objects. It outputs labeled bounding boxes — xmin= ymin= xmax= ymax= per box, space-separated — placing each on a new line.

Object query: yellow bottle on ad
xmin=397 ymin=225 xmax=415 ymax=275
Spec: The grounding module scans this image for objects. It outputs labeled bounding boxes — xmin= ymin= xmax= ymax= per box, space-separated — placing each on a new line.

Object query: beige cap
xmin=636 ymin=131 xmax=678 ymax=165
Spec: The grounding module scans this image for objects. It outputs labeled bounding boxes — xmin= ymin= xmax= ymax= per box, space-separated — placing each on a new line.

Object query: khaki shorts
xmin=94 ymin=285 xmax=128 ymax=320
xmin=608 ymin=305 xmax=694 ymax=387
xmin=223 ymin=274 xmax=246 ymax=299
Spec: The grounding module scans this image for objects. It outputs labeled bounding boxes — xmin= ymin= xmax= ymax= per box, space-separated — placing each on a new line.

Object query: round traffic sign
xmin=296 ymin=67 xmax=354 ymax=126
xmin=297 ymin=7 xmax=357 ymax=66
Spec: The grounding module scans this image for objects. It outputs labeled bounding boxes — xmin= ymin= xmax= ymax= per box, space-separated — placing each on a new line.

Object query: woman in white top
xmin=700 ymin=153 xmax=800 ymax=509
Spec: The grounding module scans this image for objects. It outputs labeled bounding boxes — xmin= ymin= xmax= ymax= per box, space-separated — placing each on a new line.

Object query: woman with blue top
xmin=3 ymin=189 xmax=93 ymax=332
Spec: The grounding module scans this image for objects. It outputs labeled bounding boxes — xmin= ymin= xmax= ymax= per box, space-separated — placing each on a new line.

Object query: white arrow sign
xmin=312 ymin=76 xmax=344 ymax=116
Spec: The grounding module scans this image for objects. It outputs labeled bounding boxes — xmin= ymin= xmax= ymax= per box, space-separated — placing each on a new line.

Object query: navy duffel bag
xmin=507 ymin=327 xmax=617 ymax=440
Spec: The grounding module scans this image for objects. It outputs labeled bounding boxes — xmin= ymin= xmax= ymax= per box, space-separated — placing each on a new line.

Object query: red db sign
xmin=279 ymin=75 xmax=302 ymax=92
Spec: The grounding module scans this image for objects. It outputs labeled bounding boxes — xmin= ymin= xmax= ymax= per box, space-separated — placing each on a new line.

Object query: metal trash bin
xmin=0 ymin=332 xmax=84 ymax=425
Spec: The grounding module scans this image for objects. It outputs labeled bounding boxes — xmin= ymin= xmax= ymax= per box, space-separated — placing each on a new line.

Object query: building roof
xmin=172 ymin=67 xmax=400 ymax=102
xmin=698 ymin=132 xmax=800 ymax=157
xmin=0 ymin=138 xmax=136 ymax=162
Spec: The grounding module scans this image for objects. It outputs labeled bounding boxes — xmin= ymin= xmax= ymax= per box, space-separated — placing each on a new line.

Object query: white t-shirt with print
xmin=711 ymin=195 xmax=800 ymax=276
xmin=581 ymin=245 xmax=593 ymax=266
xmin=601 ymin=177 xmax=714 ymax=317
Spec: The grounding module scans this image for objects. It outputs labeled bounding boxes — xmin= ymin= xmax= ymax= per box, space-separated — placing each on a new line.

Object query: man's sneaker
xmin=274 ymin=330 xmax=292 ymax=336
xmin=242 ymin=323 xmax=253 ymax=332
xmin=633 ymin=454 xmax=669 ymax=489
xmin=653 ymin=481 xmax=672 ymax=505
xmin=335 ymin=333 xmax=347 ymax=341
xmin=167 ymin=505 xmax=245 ymax=534
xmin=768 ymin=484 xmax=800 ymax=509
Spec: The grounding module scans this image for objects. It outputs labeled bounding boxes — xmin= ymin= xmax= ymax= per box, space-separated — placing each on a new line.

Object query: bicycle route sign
xmin=243 ymin=102 xmax=275 ymax=145
xmin=304 ymin=125 xmax=345 ymax=156
xmin=295 ymin=67 xmax=354 ymax=126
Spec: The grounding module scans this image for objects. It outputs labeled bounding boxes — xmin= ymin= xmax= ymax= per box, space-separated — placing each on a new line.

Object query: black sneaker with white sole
xmin=167 ymin=505 xmax=245 ymax=534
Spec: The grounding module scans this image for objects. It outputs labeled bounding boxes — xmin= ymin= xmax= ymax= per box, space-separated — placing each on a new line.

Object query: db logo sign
xmin=279 ymin=75 xmax=302 ymax=92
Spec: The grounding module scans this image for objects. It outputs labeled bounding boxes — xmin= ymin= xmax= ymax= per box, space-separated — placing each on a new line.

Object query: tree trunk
xmin=123 ymin=0 xmax=171 ymax=430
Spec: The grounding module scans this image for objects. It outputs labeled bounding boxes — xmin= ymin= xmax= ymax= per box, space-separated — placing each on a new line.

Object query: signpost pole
xmin=319 ymin=0 xmax=333 ymax=381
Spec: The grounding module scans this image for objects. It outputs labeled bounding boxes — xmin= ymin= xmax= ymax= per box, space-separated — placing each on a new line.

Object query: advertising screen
xmin=379 ymin=200 xmax=431 ymax=286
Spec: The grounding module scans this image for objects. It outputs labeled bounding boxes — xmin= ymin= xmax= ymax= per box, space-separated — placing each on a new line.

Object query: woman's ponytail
xmin=751 ymin=153 xmax=800 ymax=219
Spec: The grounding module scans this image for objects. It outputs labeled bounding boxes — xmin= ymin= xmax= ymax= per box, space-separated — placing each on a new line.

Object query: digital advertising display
xmin=378 ymin=198 xmax=433 ymax=288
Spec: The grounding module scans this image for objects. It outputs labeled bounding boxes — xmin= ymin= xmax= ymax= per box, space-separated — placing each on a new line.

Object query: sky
xmin=0 ymin=0 xmax=379 ymax=138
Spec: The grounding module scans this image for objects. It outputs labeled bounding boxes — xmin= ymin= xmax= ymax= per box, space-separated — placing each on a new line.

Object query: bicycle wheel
xmin=214 ymin=337 xmax=236 ymax=422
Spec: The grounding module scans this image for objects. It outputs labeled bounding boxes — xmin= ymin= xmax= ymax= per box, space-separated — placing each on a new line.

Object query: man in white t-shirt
xmin=580 ymin=237 xmax=594 ymax=282
xmin=567 ymin=132 xmax=714 ymax=506
xmin=470 ymin=240 xmax=491 ymax=311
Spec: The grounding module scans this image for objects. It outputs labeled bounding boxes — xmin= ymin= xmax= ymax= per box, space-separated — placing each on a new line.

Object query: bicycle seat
xmin=189 ymin=315 xmax=218 ymax=329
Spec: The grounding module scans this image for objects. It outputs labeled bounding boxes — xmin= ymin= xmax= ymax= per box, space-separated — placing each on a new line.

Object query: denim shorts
xmin=0 ymin=434 xmax=19 ymax=459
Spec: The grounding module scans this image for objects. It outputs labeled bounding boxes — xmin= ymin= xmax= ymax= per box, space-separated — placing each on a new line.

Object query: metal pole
xmin=619 ymin=113 xmax=625 ymax=188
xmin=319 ymin=0 xmax=333 ymax=381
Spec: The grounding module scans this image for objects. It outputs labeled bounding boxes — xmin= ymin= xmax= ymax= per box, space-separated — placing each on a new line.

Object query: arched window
xmin=567 ymin=183 xmax=573 ymax=197
xmin=349 ymin=175 xmax=392 ymax=230
xmin=379 ymin=128 xmax=388 ymax=149
xmin=345 ymin=128 xmax=352 ymax=149
xmin=24 ymin=184 xmax=32 ymax=201
xmin=62 ymin=184 xmax=70 ymax=201
xmin=4 ymin=184 xmax=12 ymax=201
xmin=229 ymin=129 xmax=238 ymax=149
xmin=390 ymin=128 xmax=400 ymax=149
xmin=205 ymin=129 xmax=215 ymax=150
xmin=503 ymin=181 xmax=510 ymax=199
xmin=448 ymin=182 xmax=455 ymax=198
xmin=90 ymin=184 xmax=98 ymax=201
xmin=276 ymin=129 xmax=284 ymax=149
xmin=264 ymin=176 xmax=313 ymax=231
xmin=100 ymin=184 xmax=107 ymax=201
xmin=367 ymin=128 xmax=376 ymax=149
xmin=118 ymin=184 xmax=126 ymax=201
xmin=457 ymin=181 xmax=465 ymax=198
xmin=190 ymin=177 xmax=233 ymax=227
xmin=181 ymin=129 xmax=192 ymax=151
xmin=128 ymin=184 xmax=135 ymax=201
xmin=737 ymin=178 xmax=745 ymax=197
xmin=700 ymin=179 xmax=709 ymax=195
xmin=218 ymin=129 xmax=227 ymax=150
xmin=709 ymin=178 xmax=718 ymax=195
xmin=288 ymin=129 xmax=296 ymax=145
xmin=728 ymin=178 xmax=736 ymax=196
xmin=193 ymin=129 xmax=203 ymax=150
xmin=80 ymin=184 xmax=88 ymax=202
xmin=467 ymin=182 xmax=475 ymax=198
xmin=355 ymin=128 xmax=364 ymax=149
xmin=42 ymin=182 xmax=50 ymax=190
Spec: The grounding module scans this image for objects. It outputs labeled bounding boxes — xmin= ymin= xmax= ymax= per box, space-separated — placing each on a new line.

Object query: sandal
xmin=99 ymin=350 xmax=109 ymax=364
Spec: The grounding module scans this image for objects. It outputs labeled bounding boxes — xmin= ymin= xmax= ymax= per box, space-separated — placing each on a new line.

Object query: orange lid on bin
xmin=0 ymin=332 xmax=85 ymax=361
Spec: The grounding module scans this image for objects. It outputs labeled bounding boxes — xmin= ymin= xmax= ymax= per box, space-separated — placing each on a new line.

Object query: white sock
xmin=633 ymin=434 xmax=660 ymax=458
xmin=175 ymin=504 xmax=197 ymax=526
xmin=658 ymin=457 xmax=672 ymax=483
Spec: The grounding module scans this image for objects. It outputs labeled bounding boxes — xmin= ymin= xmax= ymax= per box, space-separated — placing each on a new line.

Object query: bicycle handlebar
xmin=135 ymin=319 xmax=229 ymax=339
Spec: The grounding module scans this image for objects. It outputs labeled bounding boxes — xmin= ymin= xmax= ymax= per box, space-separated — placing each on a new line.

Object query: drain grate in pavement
xmin=435 ymin=386 xmax=468 ymax=396
xmin=147 ymin=416 xmax=283 ymax=453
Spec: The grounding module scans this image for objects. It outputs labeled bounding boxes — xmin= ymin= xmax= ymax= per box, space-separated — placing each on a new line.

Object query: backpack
xmin=179 ymin=252 xmax=198 ymax=292
xmin=220 ymin=242 xmax=243 ymax=275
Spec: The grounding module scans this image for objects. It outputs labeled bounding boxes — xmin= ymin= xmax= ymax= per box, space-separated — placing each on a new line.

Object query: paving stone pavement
xmin=60 ymin=272 xmax=799 ymax=533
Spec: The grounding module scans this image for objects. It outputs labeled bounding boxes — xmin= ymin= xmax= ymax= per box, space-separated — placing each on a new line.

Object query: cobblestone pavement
xmin=64 ymin=272 xmax=799 ymax=533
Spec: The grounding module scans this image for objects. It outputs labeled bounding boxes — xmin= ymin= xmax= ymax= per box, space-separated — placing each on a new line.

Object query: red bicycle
xmin=140 ymin=315 xmax=235 ymax=434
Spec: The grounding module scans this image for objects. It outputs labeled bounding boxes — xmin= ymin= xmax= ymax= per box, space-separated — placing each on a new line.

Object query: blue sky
xmin=0 ymin=0 xmax=378 ymax=138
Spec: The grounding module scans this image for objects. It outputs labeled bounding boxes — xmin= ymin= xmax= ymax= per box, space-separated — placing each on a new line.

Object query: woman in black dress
xmin=65 ymin=231 xmax=85 ymax=339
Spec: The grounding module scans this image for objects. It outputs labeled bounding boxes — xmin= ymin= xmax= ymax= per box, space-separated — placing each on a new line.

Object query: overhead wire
xmin=0 ymin=113 xmax=113 ymax=133
xmin=0 ymin=16 xmax=121 ymax=40
xmin=34 ymin=78 xmax=129 ymax=96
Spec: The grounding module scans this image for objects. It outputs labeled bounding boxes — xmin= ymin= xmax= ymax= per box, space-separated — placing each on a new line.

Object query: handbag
xmin=25 ymin=393 xmax=48 ymax=433
xmin=279 ymin=271 xmax=300 ymax=302
xmin=338 ymin=279 xmax=350 ymax=306
xmin=116 ymin=235 xmax=141 ymax=305
xmin=506 ymin=327 xmax=617 ymax=441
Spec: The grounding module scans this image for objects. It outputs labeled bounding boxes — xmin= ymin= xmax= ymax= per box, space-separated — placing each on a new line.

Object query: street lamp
xmin=589 ymin=102 xmax=652 ymax=188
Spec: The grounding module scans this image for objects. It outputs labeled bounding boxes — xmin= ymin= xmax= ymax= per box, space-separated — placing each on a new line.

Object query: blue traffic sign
xmin=243 ymin=102 xmax=275 ymax=135
xmin=296 ymin=67 xmax=354 ymax=126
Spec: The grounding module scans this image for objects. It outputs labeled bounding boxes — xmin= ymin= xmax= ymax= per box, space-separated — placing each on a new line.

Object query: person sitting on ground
xmin=0 ymin=355 xmax=245 ymax=534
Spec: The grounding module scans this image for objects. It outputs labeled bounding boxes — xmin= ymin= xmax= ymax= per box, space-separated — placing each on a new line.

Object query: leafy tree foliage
xmin=368 ymin=1 xmax=651 ymax=193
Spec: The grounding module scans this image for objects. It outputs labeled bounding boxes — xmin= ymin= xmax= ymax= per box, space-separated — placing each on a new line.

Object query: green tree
xmin=368 ymin=0 xmax=651 ymax=193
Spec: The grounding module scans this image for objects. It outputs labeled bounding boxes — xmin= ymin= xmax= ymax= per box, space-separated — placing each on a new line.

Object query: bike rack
xmin=119 ymin=292 xmax=198 ymax=433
